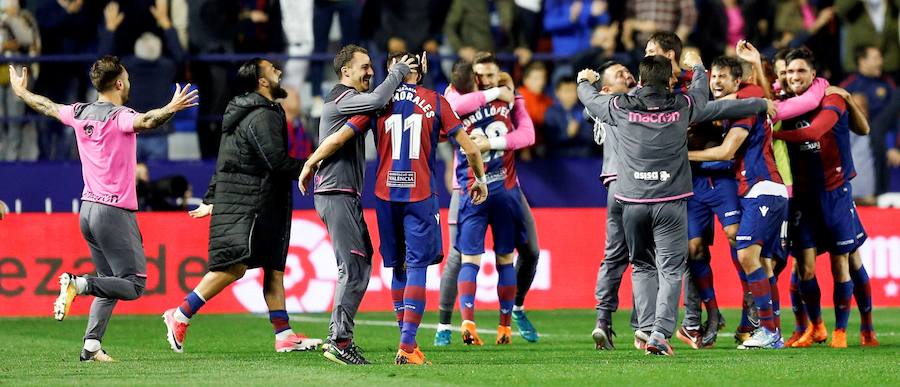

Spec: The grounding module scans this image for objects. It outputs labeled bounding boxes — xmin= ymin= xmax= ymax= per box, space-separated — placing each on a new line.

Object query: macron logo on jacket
xmin=628 ymin=111 xmax=681 ymax=123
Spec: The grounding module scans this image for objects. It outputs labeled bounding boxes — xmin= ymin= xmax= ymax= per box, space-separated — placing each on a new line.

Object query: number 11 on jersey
xmin=385 ymin=113 xmax=424 ymax=160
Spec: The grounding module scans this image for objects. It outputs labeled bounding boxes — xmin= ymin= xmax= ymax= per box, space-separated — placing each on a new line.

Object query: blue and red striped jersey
xmin=368 ymin=83 xmax=462 ymax=202
xmin=778 ymin=94 xmax=856 ymax=193
xmin=455 ymin=99 xmax=519 ymax=191
xmin=728 ymin=85 xmax=783 ymax=196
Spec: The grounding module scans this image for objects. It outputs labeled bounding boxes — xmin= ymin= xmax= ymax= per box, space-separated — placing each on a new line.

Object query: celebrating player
xmin=452 ymin=52 xmax=535 ymax=346
xmin=162 ymin=58 xmax=322 ymax=355
xmin=298 ymin=45 xmax=417 ymax=365
xmin=11 ymin=56 xmax=198 ymax=361
xmin=775 ymin=48 xmax=876 ymax=348
xmin=436 ymin=58 xmax=541 ymax=346
xmin=301 ymin=51 xmax=487 ymax=365
xmin=688 ymin=55 xmax=789 ymax=349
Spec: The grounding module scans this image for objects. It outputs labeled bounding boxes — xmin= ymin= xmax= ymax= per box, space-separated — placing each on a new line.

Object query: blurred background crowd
xmin=0 ymin=0 xmax=897 ymax=205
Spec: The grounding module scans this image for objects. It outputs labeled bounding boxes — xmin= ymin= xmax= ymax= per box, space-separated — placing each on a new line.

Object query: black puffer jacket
xmin=203 ymin=92 xmax=303 ymax=271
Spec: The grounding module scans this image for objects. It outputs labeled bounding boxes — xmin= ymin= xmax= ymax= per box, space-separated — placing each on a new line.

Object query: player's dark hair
xmin=333 ymin=44 xmax=368 ymax=76
xmin=596 ymin=60 xmax=622 ymax=87
xmin=386 ymin=50 xmax=420 ymax=69
xmin=473 ymin=51 xmax=498 ymax=66
xmin=773 ymin=48 xmax=791 ymax=63
xmin=236 ymin=57 xmax=267 ymax=95
xmin=451 ymin=59 xmax=475 ymax=94
xmin=639 ymin=55 xmax=673 ymax=89
xmin=648 ymin=32 xmax=682 ymax=63
xmin=711 ymin=56 xmax=743 ymax=80
xmin=854 ymin=45 xmax=878 ymax=64
xmin=555 ymin=75 xmax=576 ymax=90
xmin=523 ymin=61 xmax=547 ymax=79
xmin=89 ymin=55 xmax=126 ymax=92
xmin=785 ymin=47 xmax=816 ymax=68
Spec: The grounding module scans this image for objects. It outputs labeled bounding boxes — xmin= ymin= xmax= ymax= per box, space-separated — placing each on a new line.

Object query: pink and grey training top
xmin=59 ymin=102 xmax=140 ymax=211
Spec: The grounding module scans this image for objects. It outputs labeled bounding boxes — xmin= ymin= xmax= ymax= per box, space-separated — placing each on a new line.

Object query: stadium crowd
xmin=0 ymin=1 xmax=896 ymax=184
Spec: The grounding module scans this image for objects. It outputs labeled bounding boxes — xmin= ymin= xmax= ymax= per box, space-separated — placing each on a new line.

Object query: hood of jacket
xmin=222 ymin=92 xmax=280 ymax=133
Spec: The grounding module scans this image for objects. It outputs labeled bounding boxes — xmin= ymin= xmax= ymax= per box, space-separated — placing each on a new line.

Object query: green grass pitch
xmin=2 ymin=309 xmax=898 ymax=386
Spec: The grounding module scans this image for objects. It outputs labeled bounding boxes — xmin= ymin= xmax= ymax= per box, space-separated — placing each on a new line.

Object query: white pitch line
xmin=286 ymin=314 xmax=548 ymax=337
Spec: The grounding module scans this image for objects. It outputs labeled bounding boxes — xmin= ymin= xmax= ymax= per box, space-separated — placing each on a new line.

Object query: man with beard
xmin=162 ymin=58 xmax=323 ymax=354
xmin=10 ymin=55 xmax=198 ymax=361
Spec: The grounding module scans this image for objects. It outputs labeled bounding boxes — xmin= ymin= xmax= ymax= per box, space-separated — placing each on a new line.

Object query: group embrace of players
xmin=39 ymin=30 xmax=878 ymax=365
xmin=294 ymin=46 xmax=544 ymax=365
xmin=582 ymin=32 xmax=878 ymax=355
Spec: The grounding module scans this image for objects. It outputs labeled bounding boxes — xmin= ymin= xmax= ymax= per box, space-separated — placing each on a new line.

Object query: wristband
xmin=474 ymin=175 xmax=487 ymax=184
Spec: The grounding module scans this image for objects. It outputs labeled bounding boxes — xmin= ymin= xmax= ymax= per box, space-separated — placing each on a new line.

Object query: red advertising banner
xmin=1 ymin=208 xmax=898 ymax=317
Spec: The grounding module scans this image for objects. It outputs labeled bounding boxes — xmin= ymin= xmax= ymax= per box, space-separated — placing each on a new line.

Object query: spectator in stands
xmin=723 ymin=0 xmax=746 ymax=55
xmin=517 ymin=61 xmax=553 ymax=158
xmin=444 ymin=0 xmax=529 ymax=63
xmin=309 ymin=0 xmax=361 ymax=116
xmin=514 ymin=0 xmax=542 ymax=54
xmin=622 ymin=0 xmax=697 ymax=53
xmin=841 ymin=45 xmax=897 ymax=197
xmin=0 ymin=1 xmax=39 ymax=160
xmin=281 ymin=86 xmax=313 ymax=159
xmin=236 ymin=0 xmax=285 ymax=54
xmin=373 ymin=0 xmax=435 ymax=53
xmin=0 ymin=199 xmax=7 ymax=219
xmin=692 ymin=0 xmax=727 ymax=64
xmin=543 ymin=0 xmax=611 ymax=57
xmin=189 ymin=0 xmax=240 ymax=159
xmin=100 ymin=1 xmax=186 ymax=162
xmin=835 ymin=0 xmax=899 ymax=76
xmin=572 ymin=22 xmax=632 ymax=75
xmin=33 ymin=0 xmax=100 ymax=160
xmin=280 ymin=0 xmax=313 ymax=95
xmin=543 ymin=76 xmax=593 ymax=158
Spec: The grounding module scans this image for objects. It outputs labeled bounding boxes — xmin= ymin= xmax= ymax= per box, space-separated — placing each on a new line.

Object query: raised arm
xmin=336 ymin=60 xmax=412 ymax=115
xmin=576 ymin=69 xmax=617 ymax=125
xmin=133 ymin=83 xmax=199 ymax=132
xmin=501 ymin=95 xmax=536 ymax=150
xmin=774 ymin=77 xmax=828 ymax=121
xmin=445 ymin=86 xmax=510 ymax=116
xmin=8 ymin=65 xmax=61 ymax=121
xmin=683 ymin=53 xmax=710 ymax=121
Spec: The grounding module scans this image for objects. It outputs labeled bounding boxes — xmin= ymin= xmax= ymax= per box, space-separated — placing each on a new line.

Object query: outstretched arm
xmin=8 ymin=65 xmax=61 ymax=121
xmin=133 ymin=83 xmax=199 ymax=132
xmin=453 ymin=129 xmax=488 ymax=204
xmin=827 ymin=86 xmax=870 ymax=135
xmin=691 ymin=98 xmax=771 ymax=124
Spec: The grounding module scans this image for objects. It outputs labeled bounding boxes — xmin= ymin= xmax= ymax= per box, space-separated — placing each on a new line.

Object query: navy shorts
xmin=375 ymin=196 xmax=443 ymax=269
xmin=687 ymin=174 xmax=742 ymax=240
xmin=735 ymin=195 xmax=788 ymax=260
xmin=457 ymin=185 xmax=527 ymax=256
xmin=789 ymin=183 xmax=867 ymax=256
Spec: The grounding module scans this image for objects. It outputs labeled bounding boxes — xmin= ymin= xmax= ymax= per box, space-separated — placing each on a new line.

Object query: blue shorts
xmin=687 ymin=174 xmax=742 ymax=241
xmin=789 ymin=183 xmax=867 ymax=256
xmin=375 ymin=196 xmax=442 ymax=269
xmin=735 ymin=195 xmax=788 ymax=260
xmin=457 ymin=186 xmax=527 ymax=256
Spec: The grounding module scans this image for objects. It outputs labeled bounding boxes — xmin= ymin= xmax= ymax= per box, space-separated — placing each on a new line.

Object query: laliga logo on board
xmin=232 ymin=219 xmax=339 ymax=313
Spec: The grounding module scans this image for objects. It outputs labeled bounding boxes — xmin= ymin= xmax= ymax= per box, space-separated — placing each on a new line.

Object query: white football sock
xmin=275 ymin=329 xmax=295 ymax=341
xmin=174 ymin=308 xmax=191 ymax=323
xmin=74 ymin=276 xmax=88 ymax=294
xmin=512 ymin=305 xmax=524 ymax=312
xmin=83 ymin=339 xmax=101 ymax=352
xmin=437 ymin=323 xmax=453 ymax=332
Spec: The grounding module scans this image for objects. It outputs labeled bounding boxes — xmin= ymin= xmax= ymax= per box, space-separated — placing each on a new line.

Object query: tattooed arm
xmin=8 ymin=65 xmax=62 ymax=121
xmin=133 ymin=83 xmax=199 ymax=132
